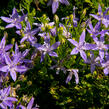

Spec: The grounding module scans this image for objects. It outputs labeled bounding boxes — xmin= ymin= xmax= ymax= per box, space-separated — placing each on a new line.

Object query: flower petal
xmin=5 ymin=44 xmax=13 ymax=51
xmin=99 ymin=50 xmax=104 ymax=59
xmin=10 ymin=70 xmax=17 ymax=81
xmin=27 ymin=97 xmax=34 ymax=109
xmin=49 ymin=51 xmax=58 ymax=57
xmin=0 ymin=35 xmax=6 ymax=49
xmin=1 ymin=16 xmax=13 ymax=23
xmin=94 ymin=21 xmax=101 ymax=31
xmin=0 ymin=66 xmax=8 ymax=72
xmin=40 ymin=52 xmax=46 ymax=62
xmin=103 ymin=68 xmax=108 ymax=75
xmin=88 ymin=21 xmax=93 ymax=30
xmin=5 ymin=23 xmax=15 ymax=28
xmin=68 ymin=39 xmax=78 ymax=46
xmin=47 ymin=0 xmax=52 ymax=6
xmin=12 ymin=8 xmax=19 ymax=18
xmin=15 ymin=23 xmax=22 ymax=29
xmin=73 ymin=69 xmax=79 ymax=84
xmin=50 ymin=42 xmax=60 ymax=50
xmin=66 ymin=72 xmax=72 ymax=84
xmin=90 ymin=14 xmax=100 ymax=20
xmin=98 ymin=4 xmax=102 ymax=15
xmin=60 ymin=0 xmax=70 ymax=5
xmin=90 ymin=64 xmax=95 ymax=73
xmin=84 ymin=43 xmax=97 ymax=50
xmin=4 ymin=53 xmax=12 ymax=65
xmin=80 ymin=50 xmax=87 ymax=61
xmin=6 ymin=97 xmax=17 ymax=101
xmin=52 ymin=1 xmax=59 ymax=14
xmin=79 ymin=29 xmax=85 ymax=44
xmin=20 ymin=36 xmax=28 ymax=43
xmin=0 ymin=103 xmax=6 ymax=109
xmin=15 ymin=65 xmax=28 ymax=73
xmin=70 ymin=47 xmax=78 ymax=55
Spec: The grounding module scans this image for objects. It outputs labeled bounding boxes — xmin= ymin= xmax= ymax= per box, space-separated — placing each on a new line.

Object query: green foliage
xmin=19 ymin=0 xmax=36 ymax=25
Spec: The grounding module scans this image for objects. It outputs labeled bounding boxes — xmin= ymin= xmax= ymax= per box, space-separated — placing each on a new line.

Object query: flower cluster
xmin=0 ymin=2 xmax=109 ymax=108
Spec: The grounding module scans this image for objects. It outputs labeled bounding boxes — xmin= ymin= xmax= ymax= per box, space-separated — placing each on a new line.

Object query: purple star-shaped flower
xmin=0 ymin=86 xmax=17 ymax=109
xmin=68 ymin=30 xmax=88 ymax=61
xmin=87 ymin=21 xmax=101 ymax=39
xmin=59 ymin=23 xmax=72 ymax=38
xmin=87 ymin=21 xmax=108 ymax=40
xmin=47 ymin=0 xmax=69 ymax=14
xmin=12 ymin=43 xmax=31 ymax=64
xmin=1 ymin=8 xmax=25 ymax=29
xmin=20 ymin=21 xmax=40 ymax=45
xmin=93 ymin=34 xmax=109 ymax=59
xmin=90 ymin=4 xmax=109 ymax=28
xmin=38 ymin=32 xmax=50 ymax=43
xmin=85 ymin=51 xmax=101 ymax=73
xmin=37 ymin=41 xmax=60 ymax=62
xmin=0 ymin=53 xmax=28 ymax=81
xmin=66 ymin=69 xmax=79 ymax=84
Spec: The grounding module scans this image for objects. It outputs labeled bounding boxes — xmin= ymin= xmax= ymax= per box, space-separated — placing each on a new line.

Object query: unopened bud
xmin=11 ymin=38 xmax=15 ymax=45
xmin=83 ymin=8 xmax=86 ymax=16
xmin=70 ymin=14 xmax=73 ymax=21
xmin=27 ymin=81 xmax=32 ymax=86
xmin=54 ymin=15 xmax=59 ymax=24
xmin=59 ymin=27 xmax=64 ymax=33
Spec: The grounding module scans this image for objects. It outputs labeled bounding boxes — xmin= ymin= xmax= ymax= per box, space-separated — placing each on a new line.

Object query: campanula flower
xmin=90 ymin=4 xmax=109 ymax=28
xmin=68 ymin=30 xmax=88 ymax=61
xmin=12 ymin=43 xmax=31 ymax=64
xmin=87 ymin=21 xmax=108 ymax=40
xmin=59 ymin=23 xmax=72 ymax=38
xmin=0 ymin=86 xmax=17 ymax=109
xmin=93 ymin=34 xmax=109 ymax=59
xmin=0 ymin=53 xmax=28 ymax=81
xmin=85 ymin=51 xmax=101 ymax=73
xmin=20 ymin=21 xmax=40 ymax=45
xmin=87 ymin=21 xmax=101 ymax=39
xmin=66 ymin=69 xmax=79 ymax=84
xmin=47 ymin=0 xmax=69 ymax=14
xmin=1 ymin=8 xmax=25 ymax=29
xmin=37 ymin=41 xmax=60 ymax=62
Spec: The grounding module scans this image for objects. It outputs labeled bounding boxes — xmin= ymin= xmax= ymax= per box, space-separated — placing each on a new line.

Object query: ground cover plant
xmin=0 ymin=0 xmax=109 ymax=109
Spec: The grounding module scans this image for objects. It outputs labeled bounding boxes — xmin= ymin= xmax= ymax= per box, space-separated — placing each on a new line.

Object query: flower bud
xmin=59 ymin=27 xmax=64 ymax=33
xmin=11 ymin=38 xmax=15 ymax=45
xmin=69 ymin=14 xmax=73 ymax=21
xmin=41 ymin=27 xmax=45 ymax=31
xmin=27 ymin=81 xmax=32 ymax=86
xmin=54 ymin=15 xmax=59 ymax=24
